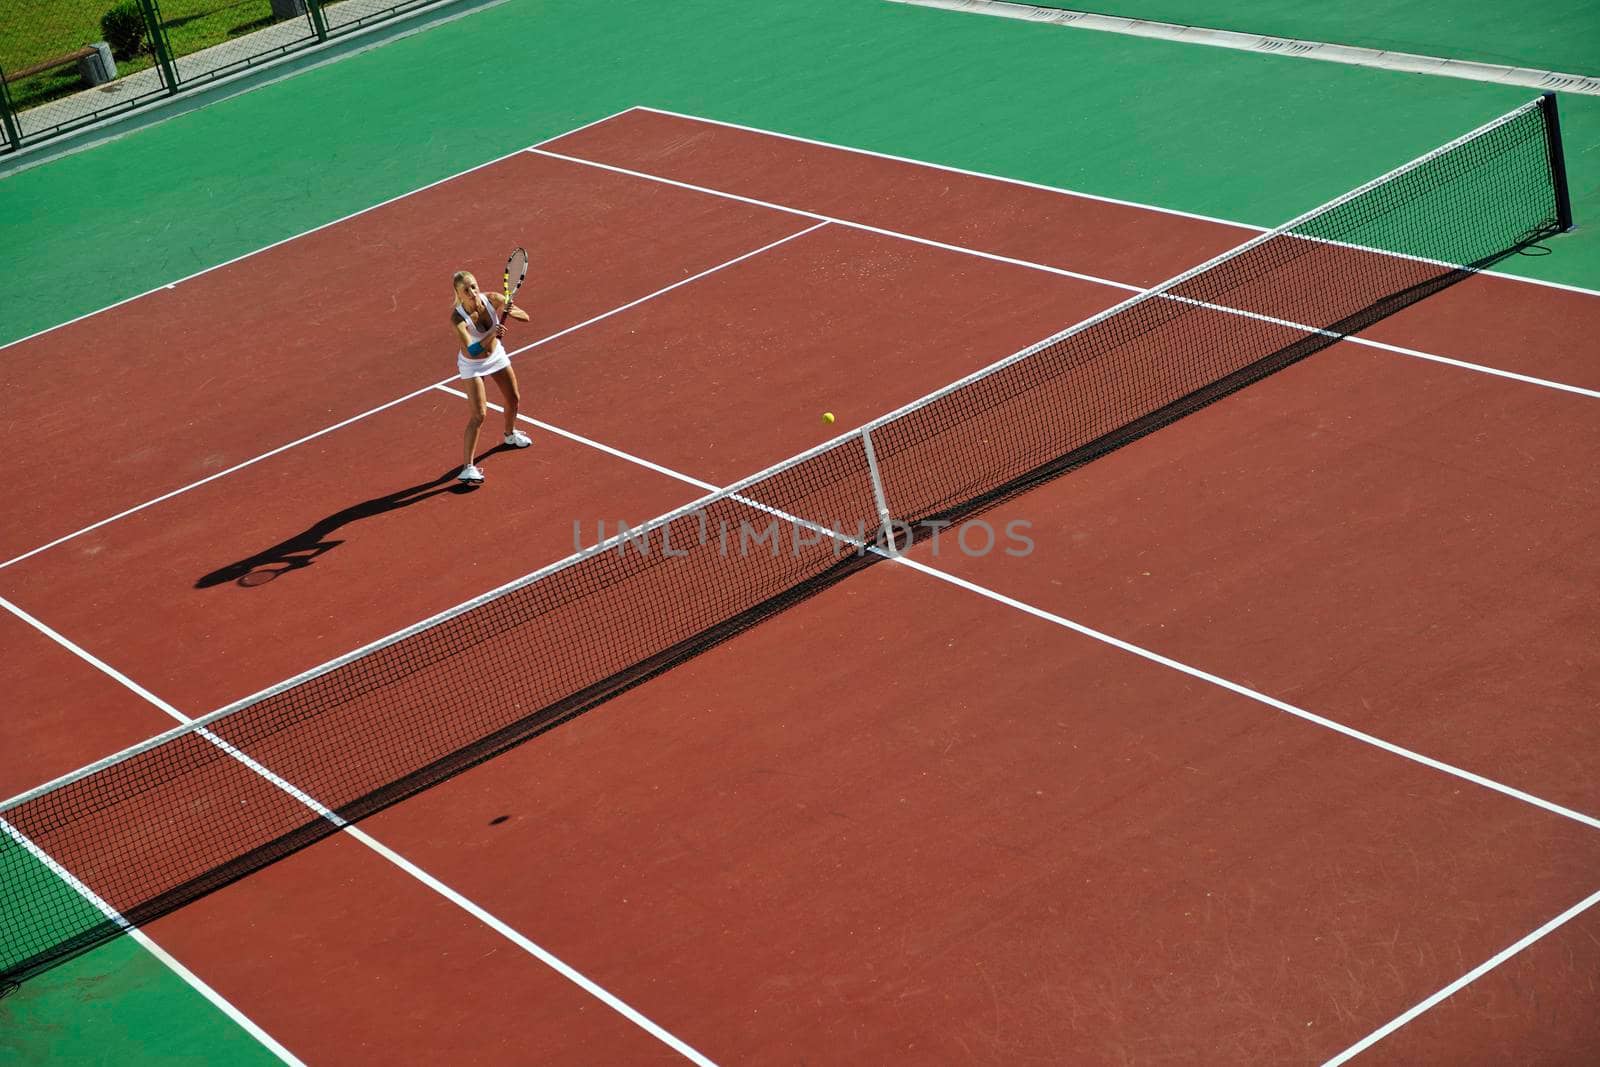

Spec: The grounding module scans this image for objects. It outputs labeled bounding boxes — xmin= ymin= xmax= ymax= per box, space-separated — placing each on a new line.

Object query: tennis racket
xmin=501 ymin=246 xmax=529 ymax=329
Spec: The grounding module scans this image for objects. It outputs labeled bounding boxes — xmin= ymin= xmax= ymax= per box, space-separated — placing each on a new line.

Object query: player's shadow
xmin=195 ymin=466 xmax=479 ymax=589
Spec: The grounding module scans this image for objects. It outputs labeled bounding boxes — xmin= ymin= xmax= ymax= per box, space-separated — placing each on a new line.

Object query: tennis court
xmin=3 ymin=2 xmax=1599 ymax=1063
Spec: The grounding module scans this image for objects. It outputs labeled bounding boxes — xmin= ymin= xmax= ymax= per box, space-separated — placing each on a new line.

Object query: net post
xmin=1539 ymin=92 xmax=1575 ymax=233
xmin=859 ymin=427 xmax=898 ymax=555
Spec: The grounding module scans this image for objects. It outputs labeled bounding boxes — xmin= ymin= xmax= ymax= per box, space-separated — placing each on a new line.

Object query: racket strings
xmin=504 ymin=247 xmax=529 ymax=304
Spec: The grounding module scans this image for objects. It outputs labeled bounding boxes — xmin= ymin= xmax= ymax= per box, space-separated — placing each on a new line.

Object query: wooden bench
xmin=3 ymin=47 xmax=98 ymax=84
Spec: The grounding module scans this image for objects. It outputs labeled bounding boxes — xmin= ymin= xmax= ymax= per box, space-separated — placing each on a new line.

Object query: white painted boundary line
xmin=0 ymin=595 xmax=718 ymax=1066
xmin=432 ymin=385 xmax=720 ymax=488
xmin=1157 ymin=291 xmax=1600 ymax=400
xmin=0 ymin=816 xmax=305 ymax=1065
xmin=641 ymin=106 xmax=1552 ymax=293
xmin=633 ymin=105 xmax=1600 ymax=301
xmin=0 ymin=219 xmax=828 ymax=573
xmin=887 ymin=0 xmax=1600 ymax=97
xmin=531 ymin=147 xmax=1131 ymax=289
xmin=895 ymin=558 xmax=1600 ymax=833
xmin=533 ymin=146 xmax=1600 ymax=401
xmin=0 ymin=382 xmax=439 ymax=571
xmin=1322 ymin=887 xmax=1600 ymax=1064
xmin=442 ymin=389 xmax=1600 ymax=837
xmin=342 ymin=824 xmax=709 ymax=1059
xmin=0 ymin=106 xmax=644 ymax=353
xmin=622 ymin=108 xmax=1294 ymax=242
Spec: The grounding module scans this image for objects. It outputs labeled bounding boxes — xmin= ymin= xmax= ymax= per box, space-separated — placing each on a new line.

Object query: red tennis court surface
xmin=3 ymin=106 xmax=1597 ymax=1064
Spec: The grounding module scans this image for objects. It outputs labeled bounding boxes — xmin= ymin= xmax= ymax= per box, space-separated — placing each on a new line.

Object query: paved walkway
xmin=14 ymin=0 xmax=427 ymax=140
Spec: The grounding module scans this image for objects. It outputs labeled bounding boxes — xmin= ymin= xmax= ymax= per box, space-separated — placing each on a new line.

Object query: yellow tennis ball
xmin=822 ymin=412 xmax=836 ymax=425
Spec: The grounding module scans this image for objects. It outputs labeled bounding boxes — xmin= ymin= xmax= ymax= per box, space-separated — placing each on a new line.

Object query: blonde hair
xmin=452 ymin=270 xmax=477 ymax=302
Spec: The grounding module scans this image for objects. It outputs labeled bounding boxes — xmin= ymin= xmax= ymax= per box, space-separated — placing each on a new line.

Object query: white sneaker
xmin=458 ymin=464 xmax=485 ymax=483
xmin=503 ymin=429 xmax=532 ymax=448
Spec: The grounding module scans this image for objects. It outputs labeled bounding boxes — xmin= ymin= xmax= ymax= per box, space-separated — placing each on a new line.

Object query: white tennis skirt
xmin=457 ymin=343 xmax=511 ymax=380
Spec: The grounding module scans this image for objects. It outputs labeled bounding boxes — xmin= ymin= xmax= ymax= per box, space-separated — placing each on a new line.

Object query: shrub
xmin=100 ymin=1 xmax=148 ymax=61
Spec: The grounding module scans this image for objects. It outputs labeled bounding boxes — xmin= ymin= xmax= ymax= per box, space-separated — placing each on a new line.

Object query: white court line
xmin=0 ymin=219 xmax=828 ymax=572
xmin=0 ymin=106 xmax=645 ymax=353
xmin=0 ymin=381 xmax=441 ymax=571
xmin=887 ymin=0 xmax=1600 ymax=98
xmin=533 ymin=148 xmax=1139 ymax=288
xmin=434 ymin=384 xmax=723 ymax=486
xmin=0 ymin=817 xmax=304 ymax=1066
xmin=532 ymin=147 xmax=1600 ymax=401
xmin=632 ymin=105 xmax=1600 ymax=300
xmin=1323 ymin=887 xmax=1600 ymax=1065
xmin=451 ymin=389 xmax=1600 ymax=835
xmin=0 ymin=594 xmax=718 ymax=1066
xmin=894 ymin=556 xmax=1600 ymax=835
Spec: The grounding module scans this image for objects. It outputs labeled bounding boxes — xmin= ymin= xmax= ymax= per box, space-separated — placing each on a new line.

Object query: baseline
xmin=541 ymin=107 xmax=1600 ymax=393
xmin=528 ymin=145 xmax=1599 ymax=399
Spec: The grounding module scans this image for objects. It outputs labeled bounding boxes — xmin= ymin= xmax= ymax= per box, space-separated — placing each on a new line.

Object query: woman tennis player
xmin=451 ymin=269 xmax=532 ymax=483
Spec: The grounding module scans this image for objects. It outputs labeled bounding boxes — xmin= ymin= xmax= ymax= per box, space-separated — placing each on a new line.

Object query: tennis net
xmin=0 ymin=94 xmax=1571 ymax=983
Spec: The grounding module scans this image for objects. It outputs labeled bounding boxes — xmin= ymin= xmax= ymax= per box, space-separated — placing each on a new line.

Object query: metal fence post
xmin=134 ymin=0 xmax=181 ymax=94
xmin=0 ymin=66 xmax=21 ymax=152
xmin=306 ymin=0 xmax=330 ymax=41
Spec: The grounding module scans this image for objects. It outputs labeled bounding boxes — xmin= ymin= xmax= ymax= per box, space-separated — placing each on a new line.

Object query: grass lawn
xmin=0 ymin=0 xmax=287 ymax=114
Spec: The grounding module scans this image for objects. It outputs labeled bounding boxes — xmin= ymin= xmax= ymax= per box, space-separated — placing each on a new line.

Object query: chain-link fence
xmin=0 ymin=0 xmax=450 ymax=151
